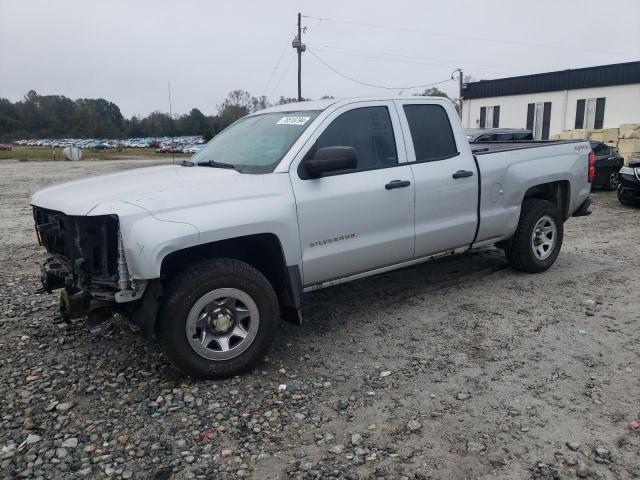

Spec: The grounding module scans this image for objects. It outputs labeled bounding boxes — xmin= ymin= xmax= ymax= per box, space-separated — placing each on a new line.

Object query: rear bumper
xmin=572 ymin=195 xmax=592 ymax=217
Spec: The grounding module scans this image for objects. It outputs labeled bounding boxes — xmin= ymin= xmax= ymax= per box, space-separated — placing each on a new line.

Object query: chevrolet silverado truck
xmin=31 ymin=97 xmax=594 ymax=378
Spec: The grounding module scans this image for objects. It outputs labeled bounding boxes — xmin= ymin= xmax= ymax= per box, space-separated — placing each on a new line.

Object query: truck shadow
xmin=283 ymin=247 xmax=508 ymax=342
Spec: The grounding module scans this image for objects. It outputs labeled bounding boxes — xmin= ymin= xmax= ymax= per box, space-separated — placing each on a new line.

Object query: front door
xmin=290 ymin=101 xmax=415 ymax=287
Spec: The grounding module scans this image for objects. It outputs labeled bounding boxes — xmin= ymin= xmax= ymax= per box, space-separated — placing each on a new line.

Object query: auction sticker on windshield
xmin=277 ymin=116 xmax=311 ymax=125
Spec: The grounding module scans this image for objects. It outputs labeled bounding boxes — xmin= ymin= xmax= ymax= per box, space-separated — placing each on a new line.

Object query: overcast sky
xmin=1 ymin=0 xmax=639 ymax=118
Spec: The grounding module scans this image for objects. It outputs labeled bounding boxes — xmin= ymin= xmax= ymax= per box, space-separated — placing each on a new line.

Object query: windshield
xmin=190 ymin=110 xmax=321 ymax=173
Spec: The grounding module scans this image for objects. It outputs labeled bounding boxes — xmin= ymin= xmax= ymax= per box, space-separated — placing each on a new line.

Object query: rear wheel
xmin=157 ymin=258 xmax=279 ymax=379
xmin=505 ymin=199 xmax=563 ymax=273
xmin=604 ymin=171 xmax=620 ymax=191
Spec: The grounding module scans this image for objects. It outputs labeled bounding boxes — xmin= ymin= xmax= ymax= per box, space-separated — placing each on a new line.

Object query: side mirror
xmin=303 ymin=146 xmax=357 ymax=177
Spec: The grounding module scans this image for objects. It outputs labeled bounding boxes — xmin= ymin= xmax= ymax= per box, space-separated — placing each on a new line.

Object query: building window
xmin=526 ymin=102 xmax=551 ymax=140
xmin=479 ymin=106 xmax=500 ymax=128
xmin=575 ymin=98 xmax=605 ymax=129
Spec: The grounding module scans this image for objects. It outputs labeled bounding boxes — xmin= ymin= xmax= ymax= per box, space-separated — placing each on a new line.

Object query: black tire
xmin=157 ymin=258 xmax=279 ymax=379
xmin=505 ymin=199 xmax=563 ymax=273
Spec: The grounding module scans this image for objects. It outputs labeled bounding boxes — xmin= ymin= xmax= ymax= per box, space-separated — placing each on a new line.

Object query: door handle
xmin=452 ymin=170 xmax=474 ymax=179
xmin=385 ymin=180 xmax=411 ymax=190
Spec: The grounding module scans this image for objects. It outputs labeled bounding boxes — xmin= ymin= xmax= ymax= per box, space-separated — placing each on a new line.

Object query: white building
xmin=462 ymin=61 xmax=640 ymax=140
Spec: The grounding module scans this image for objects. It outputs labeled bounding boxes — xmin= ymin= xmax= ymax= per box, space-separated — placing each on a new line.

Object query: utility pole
xmin=451 ymin=68 xmax=463 ymax=117
xmin=292 ymin=12 xmax=306 ymax=101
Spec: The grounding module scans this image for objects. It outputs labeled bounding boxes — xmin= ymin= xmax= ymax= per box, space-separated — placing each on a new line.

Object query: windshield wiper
xmin=198 ymin=160 xmax=238 ymax=170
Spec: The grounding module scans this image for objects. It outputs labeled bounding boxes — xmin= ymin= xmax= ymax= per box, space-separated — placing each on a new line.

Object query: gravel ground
xmin=1 ymin=159 xmax=639 ymax=480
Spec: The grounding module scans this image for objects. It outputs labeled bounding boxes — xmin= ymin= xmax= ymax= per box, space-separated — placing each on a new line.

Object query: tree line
xmin=0 ymin=90 xmax=329 ymax=142
xmin=0 ymin=87 xmax=453 ymax=142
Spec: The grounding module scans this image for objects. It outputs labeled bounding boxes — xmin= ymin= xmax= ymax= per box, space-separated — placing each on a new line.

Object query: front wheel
xmin=157 ymin=258 xmax=279 ymax=379
xmin=505 ymin=199 xmax=563 ymax=273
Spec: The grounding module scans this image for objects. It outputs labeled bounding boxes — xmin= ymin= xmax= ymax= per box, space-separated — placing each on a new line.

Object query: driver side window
xmin=306 ymin=106 xmax=398 ymax=174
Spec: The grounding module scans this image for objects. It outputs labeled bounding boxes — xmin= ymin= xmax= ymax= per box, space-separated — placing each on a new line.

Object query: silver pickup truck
xmin=31 ymin=97 xmax=594 ymax=378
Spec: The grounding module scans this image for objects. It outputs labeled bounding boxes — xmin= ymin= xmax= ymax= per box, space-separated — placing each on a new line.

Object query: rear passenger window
xmin=307 ymin=106 xmax=398 ymax=174
xmin=403 ymin=104 xmax=458 ymax=162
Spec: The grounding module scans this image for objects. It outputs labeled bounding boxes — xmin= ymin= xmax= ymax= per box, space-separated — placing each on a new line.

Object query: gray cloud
xmin=1 ymin=0 xmax=638 ymax=117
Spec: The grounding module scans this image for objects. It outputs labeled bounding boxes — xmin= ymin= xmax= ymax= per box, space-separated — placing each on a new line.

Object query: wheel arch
xmin=523 ymin=180 xmax=571 ymax=220
xmin=160 ymin=233 xmax=303 ymax=325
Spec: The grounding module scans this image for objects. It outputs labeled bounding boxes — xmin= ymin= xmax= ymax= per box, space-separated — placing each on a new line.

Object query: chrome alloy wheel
xmin=531 ymin=215 xmax=557 ymax=260
xmin=609 ymin=171 xmax=620 ymax=190
xmin=185 ymin=288 xmax=259 ymax=361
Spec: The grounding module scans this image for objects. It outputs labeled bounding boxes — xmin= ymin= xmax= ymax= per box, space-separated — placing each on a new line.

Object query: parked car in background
xmin=465 ymin=128 xmax=533 ymax=142
xmin=183 ymin=144 xmax=204 ymax=154
xmin=590 ymin=141 xmax=624 ymax=191
xmin=0 ymin=144 xmax=12 ymax=151
xmin=618 ymin=157 xmax=640 ymax=206
xmin=11 ymin=136 xmax=205 ymax=150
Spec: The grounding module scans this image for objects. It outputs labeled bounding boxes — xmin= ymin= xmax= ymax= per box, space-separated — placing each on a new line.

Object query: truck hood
xmin=30 ymin=165 xmax=283 ymax=217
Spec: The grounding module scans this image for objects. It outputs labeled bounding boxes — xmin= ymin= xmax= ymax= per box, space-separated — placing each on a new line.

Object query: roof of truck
xmin=257 ymin=96 xmax=451 ymax=114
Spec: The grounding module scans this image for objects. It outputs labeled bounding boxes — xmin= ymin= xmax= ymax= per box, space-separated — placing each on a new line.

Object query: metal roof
xmin=463 ymin=61 xmax=640 ymax=100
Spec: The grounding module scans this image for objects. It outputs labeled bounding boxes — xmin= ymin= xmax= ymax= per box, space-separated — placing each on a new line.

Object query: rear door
xmin=289 ymin=101 xmax=415 ymax=287
xmin=395 ymin=100 xmax=479 ymax=257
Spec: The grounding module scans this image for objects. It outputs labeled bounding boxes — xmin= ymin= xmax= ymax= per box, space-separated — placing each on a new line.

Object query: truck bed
xmin=468 ymin=137 xmax=591 ymax=247
xmin=471 ymin=139 xmax=585 ymax=155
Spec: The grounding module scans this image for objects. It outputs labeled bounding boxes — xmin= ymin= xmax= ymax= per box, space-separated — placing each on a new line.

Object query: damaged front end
xmin=33 ymin=207 xmax=149 ymax=329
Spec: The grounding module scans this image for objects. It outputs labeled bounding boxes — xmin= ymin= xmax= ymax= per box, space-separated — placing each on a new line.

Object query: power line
xmin=307 ymin=48 xmax=454 ymax=91
xmin=309 ymin=44 xmax=523 ymax=76
xmin=302 ymin=14 xmax=636 ymax=56
xmin=308 ymin=42 xmax=528 ymax=73
xmin=262 ymin=28 xmax=297 ymax=97
xmin=267 ymin=53 xmax=297 ymax=102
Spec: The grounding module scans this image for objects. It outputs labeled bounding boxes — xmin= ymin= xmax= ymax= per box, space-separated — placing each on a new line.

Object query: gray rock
xmin=351 ymin=433 xmax=363 ymax=445
xmin=61 ymin=438 xmax=78 ymax=449
xmin=24 ymin=434 xmax=41 ymax=445
xmin=456 ymin=392 xmax=471 ymax=401
xmin=595 ymin=446 xmax=610 ymax=457
xmin=328 ymin=444 xmax=344 ymax=454
xmin=576 ymin=460 xmax=590 ymax=478
xmin=566 ymin=441 xmax=581 ymax=451
xmin=55 ymin=402 xmax=75 ymax=412
xmin=406 ymin=420 xmax=422 ymax=432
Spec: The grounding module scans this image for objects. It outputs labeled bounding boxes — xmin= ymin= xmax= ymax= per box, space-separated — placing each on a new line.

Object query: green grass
xmin=0 ymin=146 xmax=190 ymax=161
